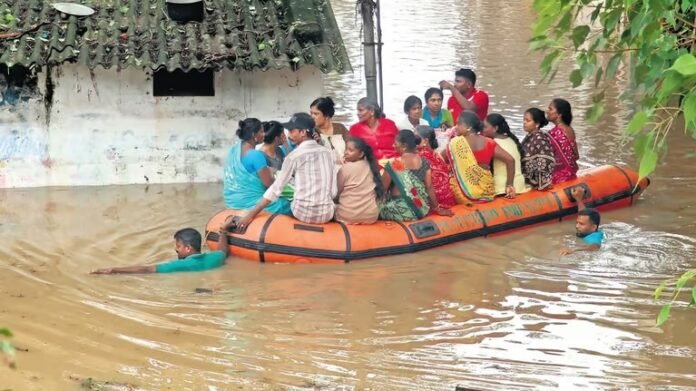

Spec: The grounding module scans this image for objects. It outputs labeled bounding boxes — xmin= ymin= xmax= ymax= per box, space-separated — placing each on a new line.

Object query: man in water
xmin=235 ymin=112 xmax=336 ymax=229
xmin=560 ymin=186 xmax=604 ymax=255
xmin=91 ymin=221 xmax=232 ymax=274
xmin=439 ymin=68 xmax=490 ymax=121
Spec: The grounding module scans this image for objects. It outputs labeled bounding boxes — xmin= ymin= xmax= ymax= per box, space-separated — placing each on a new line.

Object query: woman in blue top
xmin=223 ymin=118 xmax=291 ymax=214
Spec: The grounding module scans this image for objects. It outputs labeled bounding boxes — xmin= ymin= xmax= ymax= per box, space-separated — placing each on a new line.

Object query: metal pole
xmin=375 ymin=0 xmax=384 ymax=110
xmin=359 ymin=0 xmax=378 ymax=103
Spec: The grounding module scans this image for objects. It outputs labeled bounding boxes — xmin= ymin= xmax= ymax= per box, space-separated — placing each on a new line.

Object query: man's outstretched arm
xmin=91 ymin=264 xmax=156 ymax=275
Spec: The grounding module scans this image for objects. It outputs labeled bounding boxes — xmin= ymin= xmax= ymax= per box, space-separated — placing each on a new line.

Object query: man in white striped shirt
xmin=236 ymin=113 xmax=337 ymax=227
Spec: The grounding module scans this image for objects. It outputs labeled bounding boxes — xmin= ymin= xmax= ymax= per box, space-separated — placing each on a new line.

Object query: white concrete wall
xmin=0 ymin=64 xmax=324 ymax=188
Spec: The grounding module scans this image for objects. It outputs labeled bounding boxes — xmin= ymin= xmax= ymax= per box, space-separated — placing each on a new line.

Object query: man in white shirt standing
xmin=236 ymin=113 xmax=337 ymax=227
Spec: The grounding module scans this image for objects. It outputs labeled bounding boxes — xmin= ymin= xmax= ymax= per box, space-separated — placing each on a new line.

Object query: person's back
xmin=492 ymin=138 xmax=529 ymax=196
xmin=287 ymin=140 xmax=336 ymax=223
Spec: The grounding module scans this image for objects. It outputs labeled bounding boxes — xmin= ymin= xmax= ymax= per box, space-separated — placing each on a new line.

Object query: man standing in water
xmin=560 ymin=186 xmax=604 ymax=255
xmin=439 ymin=68 xmax=490 ymax=121
xmin=235 ymin=112 xmax=336 ymax=228
xmin=91 ymin=223 xmax=232 ymax=274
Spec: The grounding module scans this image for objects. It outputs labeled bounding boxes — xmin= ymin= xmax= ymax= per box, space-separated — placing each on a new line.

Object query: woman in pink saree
xmin=546 ymin=98 xmax=579 ymax=183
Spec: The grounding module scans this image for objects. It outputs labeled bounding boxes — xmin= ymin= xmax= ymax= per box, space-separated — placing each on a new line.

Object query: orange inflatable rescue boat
xmin=206 ymin=165 xmax=649 ymax=264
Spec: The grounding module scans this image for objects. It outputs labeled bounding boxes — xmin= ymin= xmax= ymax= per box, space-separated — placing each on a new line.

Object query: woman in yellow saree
xmin=444 ymin=111 xmax=516 ymax=203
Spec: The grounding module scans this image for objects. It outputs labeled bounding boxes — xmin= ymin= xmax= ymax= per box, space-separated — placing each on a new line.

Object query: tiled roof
xmin=0 ymin=0 xmax=350 ymax=73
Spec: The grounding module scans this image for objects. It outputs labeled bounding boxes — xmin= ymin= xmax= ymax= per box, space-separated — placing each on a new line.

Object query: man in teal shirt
xmin=91 ymin=221 xmax=232 ymax=275
xmin=560 ymin=186 xmax=604 ymax=256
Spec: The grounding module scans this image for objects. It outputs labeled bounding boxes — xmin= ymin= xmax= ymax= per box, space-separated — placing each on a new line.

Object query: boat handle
xmin=564 ymin=183 xmax=591 ymax=202
xmin=293 ymin=224 xmax=325 ymax=233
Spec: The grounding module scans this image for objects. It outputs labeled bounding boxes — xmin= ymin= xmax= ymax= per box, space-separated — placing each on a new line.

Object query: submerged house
xmin=0 ymin=0 xmax=349 ymax=188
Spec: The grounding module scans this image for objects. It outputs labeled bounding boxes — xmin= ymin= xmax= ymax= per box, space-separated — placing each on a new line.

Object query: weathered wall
xmin=0 ymin=64 xmax=323 ymax=188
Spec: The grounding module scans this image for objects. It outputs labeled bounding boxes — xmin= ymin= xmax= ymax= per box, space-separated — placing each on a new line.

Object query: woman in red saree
xmin=546 ymin=98 xmax=579 ymax=183
xmin=415 ymin=125 xmax=456 ymax=208
xmin=349 ymin=97 xmax=399 ymax=160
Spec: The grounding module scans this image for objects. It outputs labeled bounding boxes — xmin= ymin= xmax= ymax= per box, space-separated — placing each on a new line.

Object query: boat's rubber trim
xmin=293 ymin=224 xmax=324 ymax=233
xmin=550 ymin=192 xmax=564 ymax=221
xmin=337 ymin=221 xmax=351 ymax=263
xmin=474 ymin=209 xmax=488 ymax=237
xmin=215 ymin=187 xmax=640 ymax=262
xmin=394 ymin=221 xmax=414 ymax=244
xmin=611 ymin=165 xmax=634 ymax=205
xmin=258 ymin=213 xmax=279 ymax=263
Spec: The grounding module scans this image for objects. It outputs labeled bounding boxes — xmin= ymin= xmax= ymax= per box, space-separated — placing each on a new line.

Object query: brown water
xmin=3 ymin=0 xmax=696 ymax=390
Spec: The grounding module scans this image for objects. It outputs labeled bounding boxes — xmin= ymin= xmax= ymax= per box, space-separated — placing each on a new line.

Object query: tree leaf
xmin=691 ymin=286 xmax=696 ymax=307
xmin=638 ymin=147 xmax=658 ymax=180
xmin=634 ymin=132 xmax=653 ymax=159
xmin=602 ymin=9 xmax=622 ymax=35
xmin=669 ymin=54 xmax=696 ymax=76
xmin=657 ymin=71 xmax=683 ymax=101
xmin=590 ymin=2 xmax=602 ymax=22
xmin=0 ymin=328 xmax=12 ymax=337
xmin=654 ymin=280 xmax=666 ymax=300
xmin=682 ymin=92 xmax=696 ymax=131
xmin=656 ymin=303 xmax=671 ymax=326
xmin=605 ymin=53 xmax=622 ymax=79
xmin=594 ymin=66 xmax=604 ymax=88
xmin=569 ymin=69 xmax=583 ymax=87
xmin=571 ymin=25 xmax=591 ymax=48
xmin=627 ymin=111 xmax=649 ymax=135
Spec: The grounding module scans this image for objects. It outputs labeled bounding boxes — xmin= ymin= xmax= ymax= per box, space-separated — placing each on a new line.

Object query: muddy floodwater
xmin=2 ymin=0 xmax=696 ymax=390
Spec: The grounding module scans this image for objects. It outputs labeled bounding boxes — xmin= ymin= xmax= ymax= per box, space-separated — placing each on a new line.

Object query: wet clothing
xmin=264 ymin=140 xmax=336 ymax=224
xmin=417 ymin=146 xmax=456 ymax=208
xmin=395 ymin=115 xmax=429 ymax=132
xmin=583 ymin=231 xmax=604 ymax=246
xmin=223 ymin=143 xmax=291 ymax=214
xmin=241 ymin=149 xmax=268 ymax=173
xmin=318 ymin=123 xmax=350 ymax=163
xmin=262 ymin=146 xmax=286 ymax=175
xmin=521 ymin=131 xmax=556 ymax=190
xmin=335 ymin=159 xmax=380 ymax=224
xmin=492 ymin=137 xmax=530 ymax=196
xmin=379 ymin=158 xmax=431 ymax=222
xmin=447 ymin=88 xmax=489 ymax=121
xmin=472 ymin=137 xmax=497 ymax=166
xmin=422 ymin=109 xmax=454 ymax=129
xmin=447 ymin=136 xmax=495 ymax=203
xmin=548 ymin=125 xmax=579 ymax=184
xmin=349 ymin=118 xmax=400 ymax=160
xmin=155 ymin=251 xmax=226 ymax=274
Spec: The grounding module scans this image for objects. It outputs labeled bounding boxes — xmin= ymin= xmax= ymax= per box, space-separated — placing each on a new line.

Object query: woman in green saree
xmin=379 ymin=130 xmax=454 ymax=221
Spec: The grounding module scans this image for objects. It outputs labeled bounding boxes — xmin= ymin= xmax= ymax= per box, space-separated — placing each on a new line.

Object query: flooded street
xmin=3 ymin=0 xmax=696 ymax=389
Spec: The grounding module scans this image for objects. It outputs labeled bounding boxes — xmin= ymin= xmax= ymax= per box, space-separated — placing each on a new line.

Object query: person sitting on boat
xmin=335 ymin=137 xmax=384 ymax=225
xmin=236 ymin=113 xmax=337 ymax=229
xmin=259 ymin=121 xmax=289 ymax=176
xmin=395 ymin=95 xmax=429 ymax=132
xmin=90 ymin=225 xmax=232 ymax=274
xmin=422 ymin=87 xmax=454 ymax=130
xmin=310 ymin=97 xmax=350 ymax=164
xmin=349 ymin=97 xmax=399 ymax=160
xmin=443 ymin=111 xmax=516 ymax=203
xmin=380 ymin=130 xmax=454 ymax=221
xmin=482 ymin=114 xmax=531 ymax=196
xmin=521 ymin=108 xmax=556 ymax=190
xmin=560 ymin=186 xmax=603 ymax=255
xmin=415 ymin=125 xmax=456 ymax=209
xmin=439 ymin=68 xmax=489 ymax=121
xmin=224 ymin=119 xmax=291 ymax=214
xmin=547 ymin=98 xmax=579 ymax=184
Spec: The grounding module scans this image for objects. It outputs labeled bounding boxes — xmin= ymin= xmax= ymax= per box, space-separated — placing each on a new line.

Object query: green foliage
xmin=532 ymin=0 xmax=695 ymax=327
xmin=0 ymin=327 xmax=16 ymax=369
xmin=654 ymin=269 xmax=696 ymax=326
xmin=530 ymin=0 xmax=696 ymax=183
